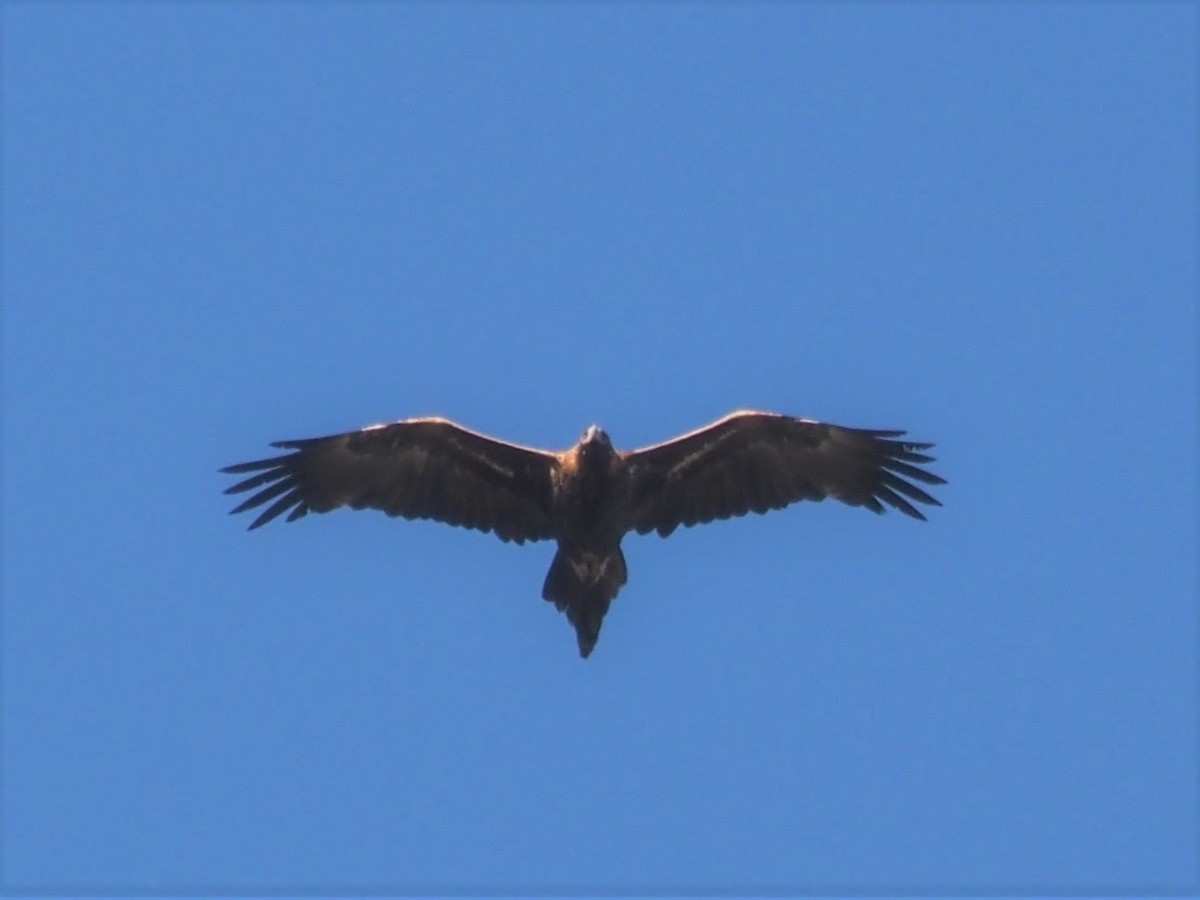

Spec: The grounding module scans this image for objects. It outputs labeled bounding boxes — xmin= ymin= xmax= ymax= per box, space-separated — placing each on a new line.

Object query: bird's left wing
xmin=623 ymin=410 xmax=945 ymax=537
xmin=221 ymin=417 xmax=560 ymax=543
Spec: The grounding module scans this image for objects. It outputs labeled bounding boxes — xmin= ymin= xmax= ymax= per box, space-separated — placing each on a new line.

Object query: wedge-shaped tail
xmin=541 ymin=548 xmax=628 ymax=658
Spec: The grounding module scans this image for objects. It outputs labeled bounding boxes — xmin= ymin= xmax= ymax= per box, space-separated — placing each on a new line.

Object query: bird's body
xmin=543 ymin=426 xmax=629 ymax=655
xmin=222 ymin=411 xmax=945 ymax=657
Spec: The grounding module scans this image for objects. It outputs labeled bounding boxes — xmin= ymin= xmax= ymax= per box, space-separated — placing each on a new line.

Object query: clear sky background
xmin=2 ymin=3 xmax=1196 ymax=896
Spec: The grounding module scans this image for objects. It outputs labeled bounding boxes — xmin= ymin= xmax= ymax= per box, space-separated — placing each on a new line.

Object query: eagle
xmin=221 ymin=410 xmax=944 ymax=657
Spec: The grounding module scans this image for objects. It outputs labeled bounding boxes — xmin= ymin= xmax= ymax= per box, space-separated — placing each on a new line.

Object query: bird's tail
xmin=542 ymin=547 xmax=628 ymax=658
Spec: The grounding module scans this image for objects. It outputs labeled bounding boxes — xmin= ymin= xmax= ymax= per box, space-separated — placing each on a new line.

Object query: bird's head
xmin=579 ymin=425 xmax=613 ymax=457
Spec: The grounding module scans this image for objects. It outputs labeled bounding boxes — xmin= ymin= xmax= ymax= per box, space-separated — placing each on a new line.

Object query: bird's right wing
xmin=221 ymin=417 xmax=560 ymax=543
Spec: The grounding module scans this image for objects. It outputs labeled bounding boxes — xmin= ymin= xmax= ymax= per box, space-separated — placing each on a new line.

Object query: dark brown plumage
xmin=221 ymin=411 xmax=945 ymax=657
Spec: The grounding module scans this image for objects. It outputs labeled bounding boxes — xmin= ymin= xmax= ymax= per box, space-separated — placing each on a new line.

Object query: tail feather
xmin=541 ymin=547 xmax=627 ymax=658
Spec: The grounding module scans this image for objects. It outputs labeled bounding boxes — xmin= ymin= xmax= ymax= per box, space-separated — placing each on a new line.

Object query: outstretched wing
xmin=221 ymin=417 xmax=560 ymax=543
xmin=623 ymin=410 xmax=945 ymax=537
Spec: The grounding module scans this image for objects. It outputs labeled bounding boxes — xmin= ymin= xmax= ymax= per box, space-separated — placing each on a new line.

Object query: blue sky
xmin=2 ymin=2 xmax=1195 ymax=895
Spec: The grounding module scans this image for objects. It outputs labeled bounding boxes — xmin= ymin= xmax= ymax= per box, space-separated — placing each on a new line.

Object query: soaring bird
xmin=221 ymin=411 xmax=944 ymax=657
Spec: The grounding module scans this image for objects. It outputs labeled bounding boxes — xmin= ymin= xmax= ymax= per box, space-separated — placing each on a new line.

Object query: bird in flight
xmin=221 ymin=410 xmax=945 ymax=657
